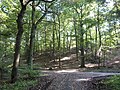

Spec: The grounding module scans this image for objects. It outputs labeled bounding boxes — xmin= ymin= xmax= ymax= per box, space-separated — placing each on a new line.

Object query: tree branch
xmin=20 ymin=0 xmax=24 ymax=6
xmin=36 ymin=1 xmax=55 ymax=26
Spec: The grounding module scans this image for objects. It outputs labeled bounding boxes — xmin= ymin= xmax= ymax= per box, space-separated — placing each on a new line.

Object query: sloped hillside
xmin=34 ymin=46 xmax=120 ymax=70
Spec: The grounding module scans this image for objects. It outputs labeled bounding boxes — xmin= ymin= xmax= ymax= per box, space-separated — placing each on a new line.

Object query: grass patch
xmin=0 ymin=65 xmax=44 ymax=90
xmin=0 ymin=79 xmax=37 ymax=90
xmin=104 ymin=75 xmax=120 ymax=90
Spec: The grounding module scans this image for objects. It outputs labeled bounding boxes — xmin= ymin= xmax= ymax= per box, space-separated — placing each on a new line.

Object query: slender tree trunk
xmin=66 ymin=32 xmax=69 ymax=50
xmin=89 ymin=30 xmax=93 ymax=55
xmin=36 ymin=29 xmax=39 ymax=51
xmin=80 ymin=28 xmax=85 ymax=67
xmin=95 ymin=26 xmax=98 ymax=60
xmin=85 ymin=26 xmax=88 ymax=61
xmin=79 ymin=6 xmax=85 ymax=68
xmin=58 ymin=15 xmax=61 ymax=68
xmin=25 ymin=15 xmax=30 ymax=61
xmin=27 ymin=1 xmax=36 ymax=69
xmin=11 ymin=4 xmax=27 ymax=83
xmin=68 ymin=29 xmax=72 ymax=52
xmin=108 ymin=23 xmax=112 ymax=47
xmin=113 ymin=19 xmax=118 ymax=45
xmin=97 ymin=4 xmax=101 ymax=68
xmin=63 ymin=32 xmax=66 ymax=53
xmin=56 ymin=28 xmax=59 ymax=49
xmin=74 ymin=5 xmax=85 ymax=67
xmin=44 ymin=26 xmax=47 ymax=50
xmin=52 ymin=16 xmax=55 ymax=61
xmin=27 ymin=1 xmax=54 ymax=68
xmin=73 ymin=18 xmax=79 ymax=61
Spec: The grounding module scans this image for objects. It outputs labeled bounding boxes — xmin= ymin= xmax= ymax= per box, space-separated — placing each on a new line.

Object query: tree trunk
xmin=44 ymin=26 xmax=47 ymax=50
xmin=85 ymin=25 xmax=88 ymax=61
xmin=95 ymin=26 xmax=98 ymax=60
xmin=68 ymin=29 xmax=72 ymax=52
xmin=89 ymin=29 xmax=93 ymax=55
xmin=27 ymin=1 xmax=36 ymax=69
xmin=97 ymin=4 xmax=101 ymax=68
xmin=27 ymin=1 xmax=53 ymax=68
xmin=73 ymin=17 xmax=79 ymax=61
xmin=63 ymin=32 xmax=66 ymax=54
xmin=52 ymin=15 xmax=56 ymax=61
xmin=11 ymin=5 xmax=27 ymax=83
xmin=66 ymin=32 xmax=69 ymax=50
xmin=80 ymin=6 xmax=85 ymax=68
xmin=25 ymin=15 xmax=30 ymax=61
xmin=58 ymin=15 xmax=61 ymax=69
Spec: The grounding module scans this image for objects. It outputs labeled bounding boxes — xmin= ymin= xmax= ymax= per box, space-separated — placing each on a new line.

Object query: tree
xmin=0 ymin=0 xmax=119 ymax=84
xmin=11 ymin=0 xmax=32 ymax=83
xmin=27 ymin=0 xmax=55 ymax=69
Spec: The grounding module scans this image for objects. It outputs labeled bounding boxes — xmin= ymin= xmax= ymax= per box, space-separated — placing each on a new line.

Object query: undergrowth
xmin=1 ymin=79 xmax=37 ymax=90
xmin=0 ymin=65 xmax=43 ymax=90
xmin=104 ymin=75 xmax=120 ymax=90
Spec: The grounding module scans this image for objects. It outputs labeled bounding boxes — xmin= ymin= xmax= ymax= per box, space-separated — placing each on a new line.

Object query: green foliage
xmin=1 ymin=79 xmax=37 ymax=90
xmin=105 ymin=75 xmax=120 ymax=90
xmin=0 ymin=0 xmax=120 ymax=85
xmin=19 ymin=66 xmax=41 ymax=78
xmin=0 ymin=66 xmax=41 ymax=90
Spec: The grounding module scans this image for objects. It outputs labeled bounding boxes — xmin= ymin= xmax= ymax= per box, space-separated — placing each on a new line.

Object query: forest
xmin=0 ymin=0 xmax=120 ymax=90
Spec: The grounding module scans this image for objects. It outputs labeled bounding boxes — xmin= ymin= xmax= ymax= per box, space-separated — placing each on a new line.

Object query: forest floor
xmin=29 ymin=71 xmax=120 ymax=90
xmin=29 ymin=47 xmax=120 ymax=90
xmin=34 ymin=46 xmax=120 ymax=72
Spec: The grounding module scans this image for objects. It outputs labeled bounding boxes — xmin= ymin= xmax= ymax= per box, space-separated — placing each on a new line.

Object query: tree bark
xmin=52 ymin=15 xmax=56 ymax=61
xmin=80 ymin=6 xmax=85 ymax=68
xmin=58 ymin=15 xmax=61 ymax=68
xmin=11 ymin=4 xmax=27 ymax=83
xmin=27 ymin=1 xmax=54 ymax=68
xmin=73 ymin=17 xmax=79 ymax=61
xmin=27 ymin=1 xmax=36 ymax=69
xmin=97 ymin=4 xmax=101 ymax=68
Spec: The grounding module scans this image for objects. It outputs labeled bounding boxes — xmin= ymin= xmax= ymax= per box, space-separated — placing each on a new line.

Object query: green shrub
xmin=105 ymin=75 xmax=120 ymax=90
xmin=1 ymin=79 xmax=37 ymax=90
xmin=0 ymin=65 xmax=42 ymax=90
xmin=19 ymin=66 xmax=41 ymax=78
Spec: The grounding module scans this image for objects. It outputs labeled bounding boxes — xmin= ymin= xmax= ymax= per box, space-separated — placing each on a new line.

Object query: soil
xmin=34 ymin=47 xmax=120 ymax=71
xmin=29 ymin=71 xmax=120 ymax=90
xmin=29 ymin=47 xmax=120 ymax=90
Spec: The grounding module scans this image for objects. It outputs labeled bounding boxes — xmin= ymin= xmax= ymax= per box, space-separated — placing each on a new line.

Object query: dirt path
xmin=30 ymin=70 xmax=120 ymax=90
xmin=30 ymin=47 xmax=120 ymax=90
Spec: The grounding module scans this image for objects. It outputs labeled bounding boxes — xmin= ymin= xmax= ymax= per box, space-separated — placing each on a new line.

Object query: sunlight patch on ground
xmin=75 ymin=78 xmax=91 ymax=81
xmin=114 ymin=61 xmax=120 ymax=64
xmin=56 ymin=69 xmax=78 ymax=73
xmin=61 ymin=57 xmax=71 ymax=61
xmin=55 ymin=54 xmax=76 ymax=61
xmin=85 ymin=63 xmax=98 ymax=67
